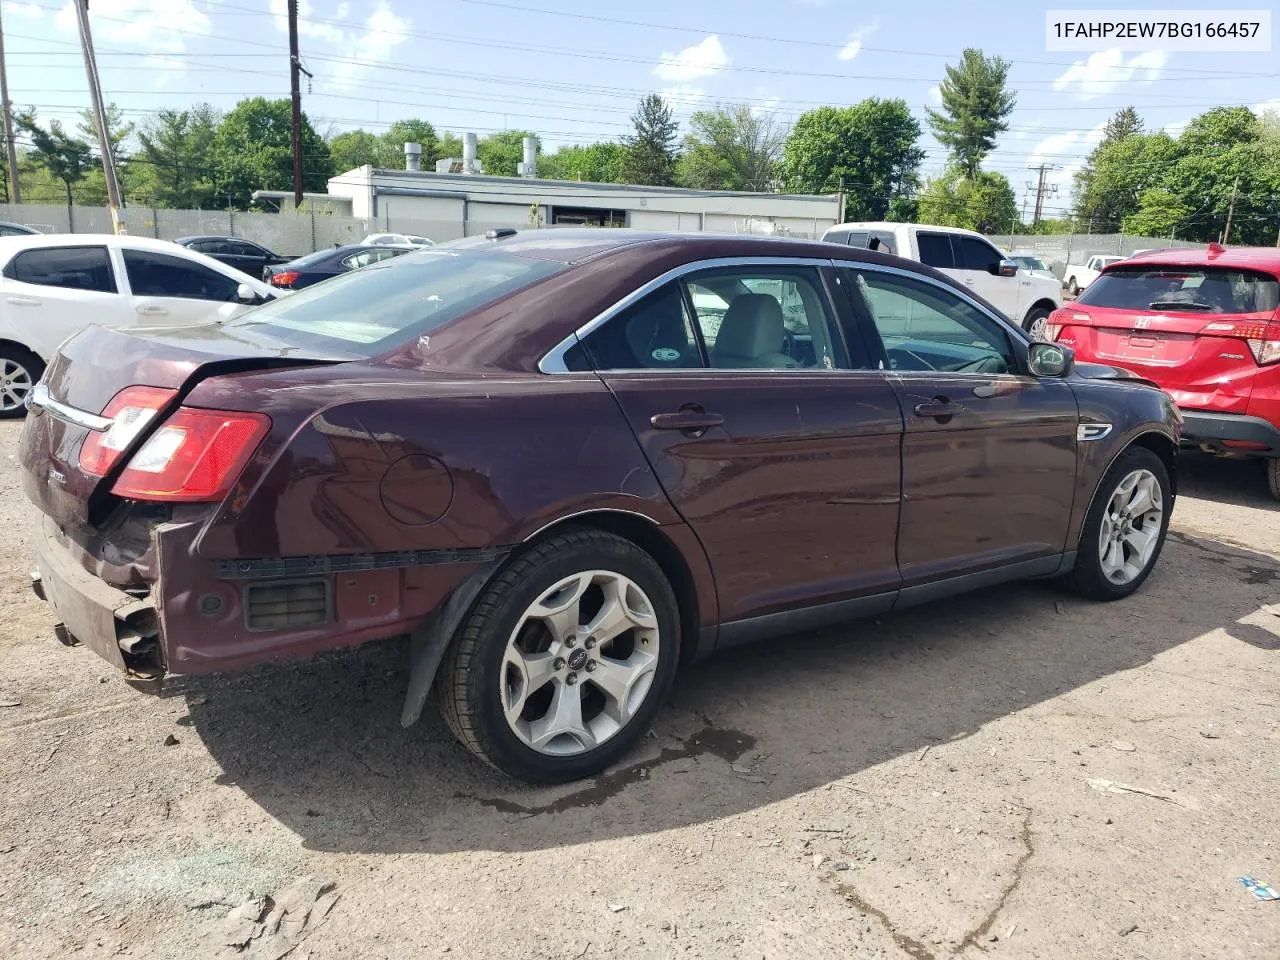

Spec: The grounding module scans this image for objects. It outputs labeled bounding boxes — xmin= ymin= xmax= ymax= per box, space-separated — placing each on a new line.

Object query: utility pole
xmin=0 ymin=5 xmax=21 ymax=205
xmin=287 ymin=0 xmax=303 ymax=209
xmin=1028 ymin=163 xmax=1058 ymax=226
xmin=73 ymin=0 xmax=124 ymax=232
xmin=1222 ymin=174 xmax=1240 ymax=245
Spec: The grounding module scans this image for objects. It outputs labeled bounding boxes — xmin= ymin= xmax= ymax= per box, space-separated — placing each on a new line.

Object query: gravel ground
xmin=1 ymin=420 xmax=1279 ymax=959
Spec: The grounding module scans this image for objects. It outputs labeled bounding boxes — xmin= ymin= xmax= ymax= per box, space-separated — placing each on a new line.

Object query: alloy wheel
xmin=1097 ymin=468 xmax=1163 ymax=585
xmin=500 ymin=570 xmax=660 ymax=757
xmin=1027 ymin=316 xmax=1049 ymax=341
xmin=0 ymin=358 xmax=34 ymax=412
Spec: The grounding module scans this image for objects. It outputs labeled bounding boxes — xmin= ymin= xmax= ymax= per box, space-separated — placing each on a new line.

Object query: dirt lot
xmin=2 ymin=419 xmax=1279 ymax=960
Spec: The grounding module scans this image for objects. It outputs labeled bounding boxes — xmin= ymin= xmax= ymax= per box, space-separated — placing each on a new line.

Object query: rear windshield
xmin=286 ymin=247 xmax=343 ymax=268
xmin=1077 ymin=265 xmax=1280 ymax=315
xmin=227 ymin=250 xmax=565 ymax=355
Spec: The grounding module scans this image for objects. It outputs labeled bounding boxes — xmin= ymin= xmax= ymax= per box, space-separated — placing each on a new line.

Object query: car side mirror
xmin=991 ymin=259 xmax=1019 ymax=278
xmin=235 ymin=282 xmax=258 ymax=304
xmin=1028 ymin=342 xmax=1073 ymax=378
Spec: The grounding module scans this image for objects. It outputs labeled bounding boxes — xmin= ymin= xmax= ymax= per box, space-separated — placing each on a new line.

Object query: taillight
xmin=269 ymin=271 xmax=299 ymax=287
xmin=78 ymin=385 xmax=179 ymax=477
xmin=1200 ymin=319 xmax=1280 ymax=365
xmin=1046 ymin=307 xmax=1090 ymax=343
xmin=111 ymin=407 xmax=270 ymax=502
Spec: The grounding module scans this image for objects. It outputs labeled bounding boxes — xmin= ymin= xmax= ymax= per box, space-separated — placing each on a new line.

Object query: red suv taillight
xmin=111 ymin=407 xmax=271 ymax=502
xmin=1045 ymin=307 xmax=1091 ymax=342
xmin=269 ymin=271 xmax=299 ymax=287
xmin=78 ymin=385 xmax=179 ymax=477
xmin=1200 ymin=318 xmax=1280 ymax=365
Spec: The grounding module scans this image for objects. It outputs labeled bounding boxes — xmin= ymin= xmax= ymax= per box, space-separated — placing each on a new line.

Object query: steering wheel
xmin=948 ymin=355 xmax=1006 ymax=374
xmin=782 ymin=328 xmax=798 ymax=358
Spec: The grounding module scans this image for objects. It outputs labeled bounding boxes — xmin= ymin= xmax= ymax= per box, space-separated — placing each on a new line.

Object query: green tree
xmin=477 ymin=130 xmax=539 ymax=177
xmin=377 ymin=118 xmax=439 ymax=168
xmin=539 ymin=142 xmax=627 ymax=183
xmin=623 ymin=94 xmax=678 ymax=186
xmin=17 ymin=115 xmax=93 ymax=207
xmin=917 ymin=167 xmax=1018 ymax=234
xmin=676 ymin=105 xmax=784 ymax=191
xmin=210 ymin=97 xmax=332 ymax=208
xmin=925 ymin=48 xmax=1016 ymax=179
xmin=1072 ymin=131 xmax=1180 ymax=231
xmin=1122 ymin=188 xmax=1190 ymax=237
xmin=436 ymin=132 xmax=463 ymax=162
xmin=330 ymin=129 xmax=381 ymax=172
xmin=133 ymin=105 xmax=220 ymax=208
xmin=781 ymin=99 xmax=924 ymax=220
xmin=1102 ymin=105 xmax=1143 ymax=145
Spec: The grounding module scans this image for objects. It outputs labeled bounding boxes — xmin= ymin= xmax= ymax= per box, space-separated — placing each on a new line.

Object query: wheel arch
xmin=1023 ymin=298 xmax=1058 ymax=322
xmin=0 ymin=338 xmax=45 ymax=363
xmin=526 ymin=509 xmax=708 ymax=664
xmin=1074 ymin=429 xmax=1178 ymax=553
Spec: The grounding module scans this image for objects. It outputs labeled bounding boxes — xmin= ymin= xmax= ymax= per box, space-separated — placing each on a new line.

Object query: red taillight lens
xmin=269 ymin=271 xmax=299 ymax=287
xmin=1200 ymin=317 xmax=1280 ymax=365
xmin=111 ymin=407 xmax=270 ymax=502
xmin=1046 ymin=307 xmax=1090 ymax=342
xmin=78 ymin=385 xmax=179 ymax=477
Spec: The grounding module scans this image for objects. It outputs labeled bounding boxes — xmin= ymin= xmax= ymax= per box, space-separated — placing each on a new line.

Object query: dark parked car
xmin=173 ymin=236 xmax=292 ymax=278
xmin=0 ymin=221 xmax=40 ymax=237
xmin=263 ymin=243 xmax=412 ymax=290
xmin=20 ymin=230 xmax=1180 ymax=783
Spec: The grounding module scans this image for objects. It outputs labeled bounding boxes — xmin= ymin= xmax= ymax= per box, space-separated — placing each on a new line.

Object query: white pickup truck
xmin=821 ymin=222 xmax=1063 ymax=339
xmin=1063 ymin=254 xmax=1126 ymax=297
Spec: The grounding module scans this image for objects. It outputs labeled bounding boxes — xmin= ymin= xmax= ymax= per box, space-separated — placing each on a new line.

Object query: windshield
xmin=1077 ymin=265 xmax=1280 ymax=315
xmin=227 ymin=250 xmax=565 ymax=355
xmin=1013 ymin=256 xmax=1048 ymax=271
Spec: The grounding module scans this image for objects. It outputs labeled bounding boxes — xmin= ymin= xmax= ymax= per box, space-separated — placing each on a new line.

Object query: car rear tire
xmin=1023 ymin=307 xmax=1051 ymax=341
xmin=1065 ymin=446 xmax=1171 ymax=601
xmin=435 ymin=529 xmax=680 ymax=783
xmin=1266 ymin=459 xmax=1280 ymax=501
xmin=0 ymin=346 xmax=43 ymax=419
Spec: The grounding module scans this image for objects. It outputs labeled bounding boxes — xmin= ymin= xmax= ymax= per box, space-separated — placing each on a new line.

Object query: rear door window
xmin=123 ymin=249 xmax=242 ymax=302
xmin=576 ymin=282 xmax=703 ymax=370
xmin=916 ymin=233 xmax=955 ymax=269
xmin=1078 ymin=266 xmax=1280 ymax=315
xmin=3 ymin=246 xmax=116 ymax=293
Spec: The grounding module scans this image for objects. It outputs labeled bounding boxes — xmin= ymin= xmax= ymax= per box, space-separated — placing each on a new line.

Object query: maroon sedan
xmin=20 ymin=230 xmax=1180 ymax=783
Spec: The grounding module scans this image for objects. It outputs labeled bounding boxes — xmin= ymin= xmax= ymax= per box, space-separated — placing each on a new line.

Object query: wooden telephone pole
xmin=1222 ymin=175 xmax=1240 ymax=245
xmin=73 ymin=0 xmax=125 ymax=232
xmin=288 ymin=0 xmax=303 ymax=208
xmin=0 ymin=5 xmax=21 ymax=204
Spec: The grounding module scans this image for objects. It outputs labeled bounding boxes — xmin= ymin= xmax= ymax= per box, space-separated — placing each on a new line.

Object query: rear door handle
xmin=913 ymin=398 xmax=965 ymax=421
xmin=6 ymin=296 xmax=39 ymax=306
xmin=136 ymin=304 xmax=168 ymax=316
xmin=651 ymin=408 xmax=724 ymax=435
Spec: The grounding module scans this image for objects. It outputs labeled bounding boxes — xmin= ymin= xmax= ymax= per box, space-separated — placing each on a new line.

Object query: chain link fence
xmin=988 ymin=233 xmax=1205 ymax=280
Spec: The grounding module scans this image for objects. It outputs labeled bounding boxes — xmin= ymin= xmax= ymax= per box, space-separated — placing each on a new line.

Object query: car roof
xmin=0 ymin=233 xmax=195 ymax=252
xmin=825 ymin=222 xmax=990 ymax=241
xmin=174 ymin=235 xmax=258 ymax=244
xmin=1114 ymin=245 xmax=1280 ymax=274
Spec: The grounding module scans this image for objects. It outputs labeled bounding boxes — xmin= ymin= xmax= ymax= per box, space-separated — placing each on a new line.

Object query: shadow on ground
xmin=1178 ymin=450 xmax=1276 ymax=509
xmin=176 ymin=530 xmax=1279 ymax=856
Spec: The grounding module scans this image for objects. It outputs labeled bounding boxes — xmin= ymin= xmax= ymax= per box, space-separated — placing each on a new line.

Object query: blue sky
xmin=2 ymin=0 xmax=1278 ymax=216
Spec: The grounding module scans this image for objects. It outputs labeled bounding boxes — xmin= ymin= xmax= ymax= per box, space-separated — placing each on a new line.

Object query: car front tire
xmin=1065 ymin=446 xmax=1171 ymax=600
xmin=435 ymin=529 xmax=680 ymax=783
xmin=0 ymin=346 xmax=43 ymax=419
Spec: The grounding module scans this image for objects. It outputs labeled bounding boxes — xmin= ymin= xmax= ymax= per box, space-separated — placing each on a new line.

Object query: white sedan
xmin=0 ymin=234 xmax=276 ymax=417
xmin=362 ymin=232 xmax=433 ymax=247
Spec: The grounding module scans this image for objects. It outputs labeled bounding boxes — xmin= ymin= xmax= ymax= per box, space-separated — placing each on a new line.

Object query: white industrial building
xmin=323 ymin=136 xmax=841 ymax=242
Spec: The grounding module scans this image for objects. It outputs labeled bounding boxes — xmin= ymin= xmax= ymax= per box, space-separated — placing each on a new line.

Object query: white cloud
xmin=837 ymin=21 xmax=879 ymax=62
xmin=1022 ymin=122 xmax=1106 ymax=209
xmin=335 ymin=1 xmax=351 ymax=18
xmin=1163 ymin=118 xmax=1190 ymax=136
xmin=328 ymin=1 xmax=409 ymax=88
xmin=654 ymin=35 xmax=729 ymax=83
xmin=1052 ymin=48 xmax=1168 ymax=100
xmin=7 ymin=2 xmax=43 ymax=19
xmin=56 ymin=0 xmax=212 ymax=55
xmin=928 ymin=85 xmax=942 ymax=105
xmin=270 ymin=0 xmax=345 ymax=44
xmin=1255 ymin=98 xmax=1280 ymax=116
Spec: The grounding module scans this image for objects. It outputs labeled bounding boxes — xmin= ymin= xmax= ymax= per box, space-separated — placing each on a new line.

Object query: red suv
xmin=1050 ymin=245 xmax=1280 ymax=496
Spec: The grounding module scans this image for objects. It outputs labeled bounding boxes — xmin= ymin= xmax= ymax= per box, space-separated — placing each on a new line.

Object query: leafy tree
xmin=377 ymin=118 xmax=438 ymax=168
xmin=76 ymin=103 xmax=133 ymax=158
xmin=17 ymin=115 xmax=93 ymax=206
xmin=1122 ymin=188 xmax=1190 ymax=237
xmin=623 ymin=94 xmax=678 ymax=186
xmin=539 ymin=142 xmax=627 ymax=183
xmin=210 ymin=97 xmax=332 ymax=208
xmin=677 ymin=105 xmax=784 ymax=191
xmin=477 ymin=130 xmax=539 ymax=177
xmin=917 ymin=167 xmax=1018 ymax=234
xmin=330 ymin=129 xmax=381 ymax=172
xmin=781 ymin=99 xmax=924 ymax=220
xmin=925 ymin=48 xmax=1016 ymax=179
xmin=133 ymin=105 xmax=220 ymax=207
xmin=1072 ymin=131 xmax=1180 ymax=231
xmin=436 ymin=132 xmax=463 ymax=161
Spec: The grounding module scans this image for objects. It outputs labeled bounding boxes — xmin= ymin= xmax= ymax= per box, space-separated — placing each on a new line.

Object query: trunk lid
xmin=20 ymin=322 xmax=353 ymax=529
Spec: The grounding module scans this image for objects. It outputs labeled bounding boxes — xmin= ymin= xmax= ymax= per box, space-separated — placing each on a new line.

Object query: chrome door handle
xmin=913 ymin=398 xmax=965 ymax=421
xmin=6 ymin=296 xmax=39 ymax=306
xmin=135 ymin=304 xmax=168 ymax=316
xmin=651 ymin=406 xmax=724 ymax=437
